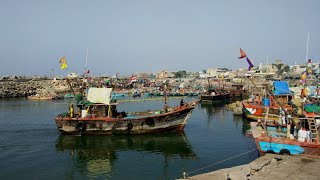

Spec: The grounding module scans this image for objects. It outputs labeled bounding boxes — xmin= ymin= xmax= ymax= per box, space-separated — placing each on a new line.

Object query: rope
xmin=186 ymin=148 xmax=257 ymax=176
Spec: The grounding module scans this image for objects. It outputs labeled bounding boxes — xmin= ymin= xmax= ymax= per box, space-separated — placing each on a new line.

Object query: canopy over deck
xmin=87 ymin=88 xmax=113 ymax=105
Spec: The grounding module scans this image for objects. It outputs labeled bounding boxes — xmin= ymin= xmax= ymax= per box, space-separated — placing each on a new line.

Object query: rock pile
xmin=226 ymin=101 xmax=243 ymax=115
xmin=0 ymin=80 xmax=53 ymax=98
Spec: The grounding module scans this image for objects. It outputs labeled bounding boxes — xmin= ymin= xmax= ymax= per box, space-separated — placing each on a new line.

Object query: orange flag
xmin=238 ymin=48 xmax=247 ymax=59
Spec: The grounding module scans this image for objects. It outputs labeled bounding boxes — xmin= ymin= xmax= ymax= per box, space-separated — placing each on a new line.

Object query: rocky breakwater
xmin=0 ymin=80 xmax=62 ymax=98
xmin=185 ymin=154 xmax=320 ymax=180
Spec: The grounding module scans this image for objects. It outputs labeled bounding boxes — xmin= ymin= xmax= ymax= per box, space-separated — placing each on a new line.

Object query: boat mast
xmin=305 ymin=32 xmax=309 ymax=63
xmin=267 ymin=56 xmax=269 ymax=73
xmin=164 ymin=82 xmax=168 ymax=112
xmin=85 ymin=48 xmax=89 ymax=74
xmin=82 ymin=48 xmax=89 ymax=95
xmin=305 ymin=33 xmax=310 ymax=81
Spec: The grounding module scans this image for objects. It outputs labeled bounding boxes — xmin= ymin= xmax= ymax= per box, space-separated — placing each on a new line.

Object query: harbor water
xmin=0 ymin=97 xmax=257 ymax=179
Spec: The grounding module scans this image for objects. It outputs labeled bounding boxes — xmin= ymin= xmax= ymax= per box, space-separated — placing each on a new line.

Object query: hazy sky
xmin=0 ymin=0 xmax=319 ymax=76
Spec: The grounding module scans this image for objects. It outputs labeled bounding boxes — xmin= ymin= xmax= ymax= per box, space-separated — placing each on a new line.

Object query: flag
xmin=246 ymin=57 xmax=254 ymax=71
xmin=301 ymin=71 xmax=307 ymax=80
xmin=59 ymin=56 xmax=67 ymax=70
xmin=300 ymin=71 xmax=307 ymax=85
xmin=307 ymin=59 xmax=312 ymax=75
xmin=87 ymin=69 xmax=90 ymax=74
xmin=238 ymin=48 xmax=247 ymax=59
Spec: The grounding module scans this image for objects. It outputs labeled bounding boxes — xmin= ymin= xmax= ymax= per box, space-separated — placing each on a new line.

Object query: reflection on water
xmin=56 ymin=132 xmax=196 ymax=178
xmin=199 ymin=101 xmax=227 ymax=120
xmin=233 ymin=115 xmax=251 ymax=134
xmin=200 ymin=101 xmax=251 ymax=135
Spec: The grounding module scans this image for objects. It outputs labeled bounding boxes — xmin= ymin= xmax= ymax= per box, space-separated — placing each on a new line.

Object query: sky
xmin=0 ymin=0 xmax=319 ymax=76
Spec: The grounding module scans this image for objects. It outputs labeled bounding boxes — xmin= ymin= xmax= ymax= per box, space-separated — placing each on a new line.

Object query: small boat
xmin=54 ymin=87 xmax=199 ymax=135
xmin=28 ymin=95 xmax=54 ymax=100
xmin=112 ymin=93 xmax=125 ymax=97
xmin=132 ymin=89 xmax=142 ymax=98
xmin=143 ymin=92 xmax=151 ymax=96
xmin=132 ymin=93 xmax=141 ymax=98
xmin=64 ymin=93 xmax=75 ymax=98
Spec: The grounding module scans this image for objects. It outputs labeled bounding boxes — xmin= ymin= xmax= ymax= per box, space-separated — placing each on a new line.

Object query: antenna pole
xmin=85 ymin=48 xmax=89 ymax=72
xmin=305 ymin=32 xmax=309 ymax=63
xmin=267 ymin=56 xmax=269 ymax=73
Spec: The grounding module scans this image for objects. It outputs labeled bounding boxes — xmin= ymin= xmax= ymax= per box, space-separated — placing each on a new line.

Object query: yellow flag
xmin=59 ymin=56 xmax=67 ymax=70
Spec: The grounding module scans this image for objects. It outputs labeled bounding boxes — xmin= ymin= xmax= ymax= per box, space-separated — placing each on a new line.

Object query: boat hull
xmin=250 ymin=122 xmax=320 ymax=157
xmin=54 ymin=105 xmax=196 ymax=135
xmin=200 ymin=93 xmax=229 ymax=102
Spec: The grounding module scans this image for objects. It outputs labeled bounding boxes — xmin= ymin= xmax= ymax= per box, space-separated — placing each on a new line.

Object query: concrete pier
xmin=183 ymin=154 xmax=320 ymax=180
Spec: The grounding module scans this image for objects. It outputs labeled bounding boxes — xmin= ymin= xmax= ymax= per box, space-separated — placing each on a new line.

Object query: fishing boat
xmin=200 ymin=87 xmax=230 ymax=102
xmin=225 ymin=83 xmax=246 ymax=98
xmin=242 ymin=81 xmax=294 ymax=121
xmin=54 ymin=87 xmax=198 ymax=135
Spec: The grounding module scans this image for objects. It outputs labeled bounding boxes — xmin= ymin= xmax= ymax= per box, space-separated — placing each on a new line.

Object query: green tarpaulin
xmin=304 ymin=105 xmax=320 ymax=114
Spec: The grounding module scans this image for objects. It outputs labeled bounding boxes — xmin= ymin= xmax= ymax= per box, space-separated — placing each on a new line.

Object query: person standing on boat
xmin=164 ymin=102 xmax=168 ymax=113
xmin=251 ymin=93 xmax=255 ymax=102
xmin=278 ymin=107 xmax=285 ymax=125
xmin=180 ymin=99 xmax=184 ymax=108
xmin=69 ymin=103 xmax=74 ymax=118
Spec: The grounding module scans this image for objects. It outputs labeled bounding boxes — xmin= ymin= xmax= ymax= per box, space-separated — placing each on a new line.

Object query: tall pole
xmin=306 ymin=32 xmax=309 ymax=63
xmin=85 ymin=48 xmax=89 ymax=73
xmin=305 ymin=33 xmax=310 ymax=85
xmin=267 ymin=56 xmax=269 ymax=73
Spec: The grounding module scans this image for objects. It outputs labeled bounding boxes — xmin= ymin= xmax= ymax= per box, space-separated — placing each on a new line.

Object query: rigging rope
xmin=185 ymin=148 xmax=258 ymax=177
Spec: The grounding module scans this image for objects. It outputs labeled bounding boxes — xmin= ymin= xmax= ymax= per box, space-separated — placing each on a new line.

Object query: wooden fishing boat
xmin=242 ymin=81 xmax=294 ymax=121
xmin=225 ymin=83 xmax=246 ymax=98
xmin=200 ymin=88 xmax=230 ymax=102
xmin=54 ymin=87 xmax=199 ymax=135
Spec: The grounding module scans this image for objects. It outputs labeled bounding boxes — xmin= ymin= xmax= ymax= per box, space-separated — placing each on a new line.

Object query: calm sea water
xmin=0 ymin=97 xmax=257 ymax=179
